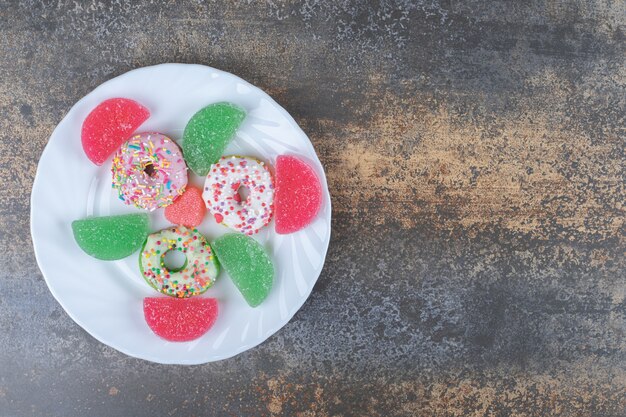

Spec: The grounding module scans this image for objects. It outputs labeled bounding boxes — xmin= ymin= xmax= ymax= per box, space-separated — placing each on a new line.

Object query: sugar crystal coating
xmin=212 ymin=233 xmax=274 ymax=307
xmin=143 ymin=297 xmax=218 ymax=342
xmin=274 ymin=155 xmax=323 ymax=234
xmin=81 ymin=98 xmax=149 ymax=165
xmin=164 ymin=185 xmax=206 ymax=227
xmin=72 ymin=213 xmax=150 ymax=260
xmin=182 ymin=102 xmax=246 ymax=176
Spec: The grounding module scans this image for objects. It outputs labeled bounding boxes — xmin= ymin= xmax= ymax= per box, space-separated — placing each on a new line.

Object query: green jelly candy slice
xmin=212 ymin=233 xmax=274 ymax=307
xmin=72 ymin=213 xmax=150 ymax=260
xmin=182 ymin=102 xmax=246 ymax=176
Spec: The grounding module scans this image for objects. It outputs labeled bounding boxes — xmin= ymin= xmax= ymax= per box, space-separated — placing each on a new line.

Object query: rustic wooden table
xmin=1 ymin=1 xmax=624 ymax=416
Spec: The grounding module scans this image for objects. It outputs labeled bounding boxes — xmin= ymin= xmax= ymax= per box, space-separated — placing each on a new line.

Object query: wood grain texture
xmin=0 ymin=1 xmax=624 ymax=416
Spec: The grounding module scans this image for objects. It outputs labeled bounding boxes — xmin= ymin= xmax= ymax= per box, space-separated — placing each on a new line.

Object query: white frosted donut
xmin=140 ymin=226 xmax=219 ymax=298
xmin=203 ymin=156 xmax=274 ymax=235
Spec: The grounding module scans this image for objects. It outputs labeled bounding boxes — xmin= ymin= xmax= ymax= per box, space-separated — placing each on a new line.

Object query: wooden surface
xmin=1 ymin=1 xmax=625 ymax=416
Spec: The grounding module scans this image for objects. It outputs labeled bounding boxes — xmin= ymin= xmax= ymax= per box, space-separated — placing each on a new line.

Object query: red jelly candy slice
xmin=274 ymin=155 xmax=323 ymax=234
xmin=81 ymin=98 xmax=150 ymax=165
xmin=164 ymin=185 xmax=206 ymax=227
xmin=143 ymin=297 xmax=218 ymax=342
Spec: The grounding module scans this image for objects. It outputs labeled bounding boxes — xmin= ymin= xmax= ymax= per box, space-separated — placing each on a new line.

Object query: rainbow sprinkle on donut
xmin=140 ymin=226 xmax=219 ymax=298
xmin=203 ymin=155 xmax=274 ymax=235
xmin=112 ymin=133 xmax=188 ymax=211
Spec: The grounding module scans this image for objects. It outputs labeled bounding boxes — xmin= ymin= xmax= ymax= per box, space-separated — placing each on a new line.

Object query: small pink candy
xmin=164 ymin=186 xmax=206 ymax=227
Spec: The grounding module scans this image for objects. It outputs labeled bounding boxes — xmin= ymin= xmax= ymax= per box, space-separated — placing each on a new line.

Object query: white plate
xmin=30 ymin=64 xmax=331 ymax=364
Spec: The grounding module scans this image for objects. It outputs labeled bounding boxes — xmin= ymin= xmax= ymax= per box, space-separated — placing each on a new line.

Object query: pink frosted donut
xmin=203 ymin=156 xmax=274 ymax=235
xmin=112 ymin=133 xmax=188 ymax=211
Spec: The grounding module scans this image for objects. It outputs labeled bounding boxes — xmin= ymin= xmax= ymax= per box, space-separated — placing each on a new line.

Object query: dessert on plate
xmin=72 ymin=97 xmax=323 ymax=342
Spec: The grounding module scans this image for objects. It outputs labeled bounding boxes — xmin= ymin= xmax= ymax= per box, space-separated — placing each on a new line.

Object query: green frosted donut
xmin=139 ymin=226 xmax=219 ymax=298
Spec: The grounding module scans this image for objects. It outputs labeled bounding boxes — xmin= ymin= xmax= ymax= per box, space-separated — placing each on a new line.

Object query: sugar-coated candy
xmin=182 ymin=102 xmax=246 ymax=176
xmin=143 ymin=297 xmax=218 ymax=342
xmin=212 ymin=233 xmax=274 ymax=307
xmin=72 ymin=213 xmax=149 ymax=260
xmin=81 ymin=98 xmax=149 ymax=165
xmin=274 ymin=155 xmax=323 ymax=234
xmin=164 ymin=185 xmax=206 ymax=227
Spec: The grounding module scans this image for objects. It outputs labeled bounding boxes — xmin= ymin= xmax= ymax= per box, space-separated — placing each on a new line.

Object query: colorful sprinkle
xmin=140 ymin=226 xmax=219 ymax=298
xmin=203 ymin=156 xmax=274 ymax=235
xmin=112 ymin=133 xmax=188 ymax=211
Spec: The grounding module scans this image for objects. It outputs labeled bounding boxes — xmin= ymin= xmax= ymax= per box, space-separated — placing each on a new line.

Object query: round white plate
xmin=31 ymin=64 xmax=331 ymax=364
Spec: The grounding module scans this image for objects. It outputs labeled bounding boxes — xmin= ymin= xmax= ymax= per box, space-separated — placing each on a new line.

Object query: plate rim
xmin=30 ymin=63 xmax=332 ymax=364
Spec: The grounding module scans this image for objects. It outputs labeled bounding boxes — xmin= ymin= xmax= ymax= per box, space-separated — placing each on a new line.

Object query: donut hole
xmin=143 ymin=162 xmax=156 ymax=177
xmin=161 ymin=249 xmax=187 ymax=273
xmin=236 ymin=185 xmax=250 ymax=203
